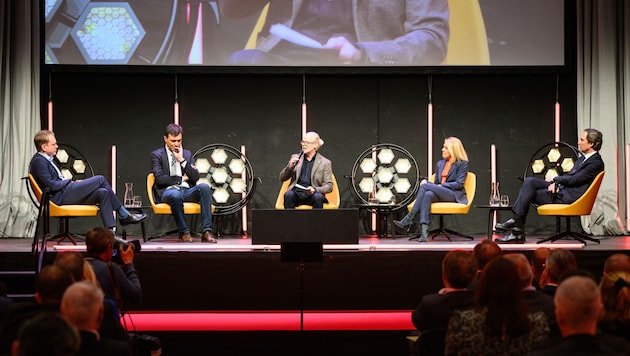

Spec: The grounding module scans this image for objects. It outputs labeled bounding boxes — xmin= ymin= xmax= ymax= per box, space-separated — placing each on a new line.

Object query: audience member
xmin=10 ymin=312 xmax=79 ymax=356
xmin=54 ymin=251 xmax=129 ymax=343
xmin=469 ymin=239 xmax=502 ymax=290
xmin=61 ymin=281 xmax=132 ymax=356
xmin=411 ymin=250 xmax=478 ymax=355
xmin=504 ymin=253 xmax=557 ymax=335
xmin=598 ymin=271 xmax=630 ymax=340
xmin=0 ymin=265 xmax=74 ymax=355
xmin=540 ymin=250 xmax=577 ymax=297
xmin=531 ymin=247 xmax=550 ymax=290
xmin=85 ymin=227 xmax=142 ymax=313
xmin=445 ymin=256 xmax=549 ymax=355
xmin=528 ymin=276 xmax=628 ymax=355
xmin=603 ymin=253 xmax=630 ymax=275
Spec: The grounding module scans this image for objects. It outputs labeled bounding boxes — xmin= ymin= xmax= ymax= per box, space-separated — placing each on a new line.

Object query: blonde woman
xmin=394 ymin=137 xmax=469 ymax=241
xmin=599 ymin=271 xmax=630 ymax=340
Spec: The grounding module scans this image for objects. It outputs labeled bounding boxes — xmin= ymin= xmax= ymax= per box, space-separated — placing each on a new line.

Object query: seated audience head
xmin=476 ymin=256 xmax=530 ymax=337
xmin=599 ymin=271 xmax=630 ymax=327
xmin=34 ymin=265 xmax=74 ymax=304
xmin=603 ymin=253 xmax=630 ymax=275
xmin=531 ymin=247 xmax=551 ymax=280
xmin=11 ymin=312 xmax=79 ymax=356
xmin=554 ymin=275 xmax=602 ymax=336
xmin=545 ymin=249 xmax=577 ymax=284
xmin=473 ymin=239 xmax=502 ymax=270
xmin=504 ymin=253 xmax=534 ymax=289
xmin=85 ymin=226 xmax=115 ymax=261
xmin=61 ymin=281 xmax=105 ymax=332
xmin=442 ymin=250 xmax=479 ymax=288
xmin=54 ymin=251 xmax=84 ymax=281
xmin=53 ymin=251 xmax=100 ymax=287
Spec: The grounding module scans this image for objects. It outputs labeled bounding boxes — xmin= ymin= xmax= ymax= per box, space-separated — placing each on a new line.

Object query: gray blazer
xmin=279 ymin=152 xmax=333 ymax=195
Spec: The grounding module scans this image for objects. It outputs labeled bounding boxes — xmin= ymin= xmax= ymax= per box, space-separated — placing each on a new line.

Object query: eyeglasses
xmin=300 ymin=140 xmax=317 ymax=145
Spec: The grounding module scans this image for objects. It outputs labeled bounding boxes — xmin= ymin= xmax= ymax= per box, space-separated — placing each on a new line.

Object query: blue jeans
xmin=409 ymin=183 xmax=458 ymax=224
xmin=161 ymin=184 xmax=213 ymax=234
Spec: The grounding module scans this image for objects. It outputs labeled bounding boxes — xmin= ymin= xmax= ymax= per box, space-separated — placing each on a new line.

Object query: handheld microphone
xmin=297 ymin=150 xmax=304 ymax=160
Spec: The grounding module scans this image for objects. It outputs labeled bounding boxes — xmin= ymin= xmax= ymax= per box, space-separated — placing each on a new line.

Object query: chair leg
xmin=429 ymin=216 xmax=474 ymax=241
xmin=53 ymin=218 xmax=77 ymax=245
xmin=537 ymin=216 xmax=600 ymax=245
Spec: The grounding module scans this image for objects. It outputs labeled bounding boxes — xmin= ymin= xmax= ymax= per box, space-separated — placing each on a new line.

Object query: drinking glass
xmin=500 ymin=195 xmax=510 ymax=207
xmin=132 ymin=196 xmax=142 ymax=208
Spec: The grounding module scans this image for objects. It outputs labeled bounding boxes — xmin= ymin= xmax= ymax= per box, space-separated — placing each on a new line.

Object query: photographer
xmin=86 ymin=227 xmax=142 ymax=313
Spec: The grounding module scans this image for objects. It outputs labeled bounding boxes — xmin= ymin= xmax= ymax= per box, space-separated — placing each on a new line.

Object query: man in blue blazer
xmin=496 ymin=129 xmax=605 ymax=243
xmin=29 ymin=130 xmax=146 ymax=231
xmin=150 ymin=124 xmax=215 ymax=243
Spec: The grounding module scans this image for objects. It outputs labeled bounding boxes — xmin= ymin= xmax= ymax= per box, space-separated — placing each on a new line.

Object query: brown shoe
xmin=201 ymin=231 xmax=217 ymax=243
xmin=179 ymin=232 xmax=193 ymax=243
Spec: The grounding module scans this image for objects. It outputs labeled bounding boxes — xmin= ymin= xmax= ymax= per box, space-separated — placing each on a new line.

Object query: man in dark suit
xmin=29 ymin=130 xmax=146 ymax=231
xmin=411 ymin=250 xmax=478 ymax=355
xmin=61 ymin=281 xmax=132 ymax=356
xmin=279 ymin=131 xmax=333 ymax=209
xmin=504 ymin=253 xmax=557 ymax=334
xmin=496 ymin=128 xmax=605 ymax=243
xmin=528 ymin=276 xmax=628 ymax=356
xmin=151 ymin=124 xmax=215 ymax=243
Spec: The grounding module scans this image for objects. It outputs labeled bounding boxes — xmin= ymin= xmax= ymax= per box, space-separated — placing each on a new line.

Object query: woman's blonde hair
xmin=600 ymin=271 xmax=630 ymax=324
xmin=444 ymin=137 xmax=468 ymax=162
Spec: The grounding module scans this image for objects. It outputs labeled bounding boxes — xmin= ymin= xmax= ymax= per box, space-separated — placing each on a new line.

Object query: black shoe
xmin=119 ymin=213 xmax=147 ymax=225
xmin=495 ymin=218 xmax=518 ymax=232
xmin=495 ymin=229 xmax=525 ymax=244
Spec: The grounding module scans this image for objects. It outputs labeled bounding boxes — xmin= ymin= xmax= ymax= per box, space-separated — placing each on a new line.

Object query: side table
xmin=473 ymin=205 xmax=513 ymax=239
xmin=355 ymin=204 xmax=404 ymax=238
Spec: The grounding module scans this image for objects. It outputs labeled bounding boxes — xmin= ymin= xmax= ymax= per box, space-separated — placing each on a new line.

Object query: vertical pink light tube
xmin=174 ymin=102 xmax=179 ymax=125
xmin=491 ymin=144 xmax=496 ymax=183
xmin=241 ymin=145 xmax=248 ymax=235
xmin=626 ymin=144 xmax=630 ymax=231
xmin=47 ymin=101 xmax=53 ymax=131
xmin=371 ymin=147 xmax=377 ymax=232
xmin=427 ymin=102 xmax=433 ymax=177
xmin=111 ymin=145 xmax=117 ymax=194
xmin=555 ymin=102 xmax=560 ymax=142
xmin=301 ymin=103 xmax=307 ymax=136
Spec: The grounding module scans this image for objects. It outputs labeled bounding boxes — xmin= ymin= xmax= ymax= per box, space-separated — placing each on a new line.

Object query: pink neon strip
xmin=187 ymin=3 xmax=203 ymax=64
xmin=555 ymin=103 xmax=560 ymax=142
xmin=122 ymin=310 xmax=414 ymax=331
xmin=174 ymin=102 xmax=179 ymax=125
xmin=111 ymin=145 xmax=117 ymax=194
xmin=427 ymin=103 xmax=433 ymax=177
xmin=48 ymin=101 xmax=53 ymax=131
xmin=241 ymin=145 xmax=248 ymax=233
xmin=302 ymin=102 xmax=307 ymax=136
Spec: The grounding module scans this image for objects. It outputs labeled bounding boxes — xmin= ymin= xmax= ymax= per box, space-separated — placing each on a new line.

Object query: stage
xmin=1 ymin=233 xmax=629 ymax=355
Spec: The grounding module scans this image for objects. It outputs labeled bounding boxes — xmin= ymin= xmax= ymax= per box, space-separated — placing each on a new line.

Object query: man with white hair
xmin=61 ymin=281 xmax=132 ymax=356
xmin=279 ymin=131 xmax=333 ymax=208
xmin=528 ymin=275 xmax=628 ymax=355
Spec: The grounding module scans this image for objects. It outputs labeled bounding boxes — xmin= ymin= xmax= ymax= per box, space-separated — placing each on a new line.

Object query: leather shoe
xmin=179 ymin=232 xmax=193 ymax=243
xmin=495 ymin=218 xmax=518 ymax=231
xmin=495 ymin=229 xmax=525 ymax=244
xmin=201 ymin=231 xmax=217 ymax=243
xmin=119 ymin=213 xmax=147 ymax=226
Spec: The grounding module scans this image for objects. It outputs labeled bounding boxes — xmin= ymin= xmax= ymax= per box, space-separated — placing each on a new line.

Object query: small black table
xmin=473 ymin=204 xmax=513 ymax=239
xmin=355 ymin=204 xmax=405 ymax=238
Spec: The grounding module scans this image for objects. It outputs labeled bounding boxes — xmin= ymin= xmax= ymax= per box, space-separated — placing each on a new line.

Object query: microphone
xmin=297 ymin=150 xmax=304 ymax=160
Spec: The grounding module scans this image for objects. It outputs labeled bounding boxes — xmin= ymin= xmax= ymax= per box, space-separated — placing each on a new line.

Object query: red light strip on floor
xmin=122 ymin=310 xmax=414 ymax=331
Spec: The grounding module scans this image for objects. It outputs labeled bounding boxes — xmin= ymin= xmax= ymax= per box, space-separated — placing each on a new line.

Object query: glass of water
xmin=500 ymin=195 xmax=510 ymax=207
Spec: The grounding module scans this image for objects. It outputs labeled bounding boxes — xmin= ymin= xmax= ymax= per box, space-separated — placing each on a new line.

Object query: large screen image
xmin=43 ymin=0 xmax=565 ymax=67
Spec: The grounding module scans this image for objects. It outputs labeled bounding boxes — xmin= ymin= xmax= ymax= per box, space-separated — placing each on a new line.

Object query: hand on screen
xmin=323 ymin=36 xmax=362 ymax=64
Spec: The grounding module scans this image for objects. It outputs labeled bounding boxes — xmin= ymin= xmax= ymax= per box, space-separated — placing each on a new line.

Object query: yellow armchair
xmin=275 ymin=174 xmax=340 ymax=210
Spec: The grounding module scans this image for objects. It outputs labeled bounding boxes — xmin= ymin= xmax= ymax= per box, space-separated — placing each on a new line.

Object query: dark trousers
xmin=60 ymin=175 xmax=120 ymax=228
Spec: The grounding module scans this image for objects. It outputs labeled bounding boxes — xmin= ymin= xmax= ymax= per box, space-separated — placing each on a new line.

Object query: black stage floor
xmin=1 ymin=233 xmax=629 ymax=355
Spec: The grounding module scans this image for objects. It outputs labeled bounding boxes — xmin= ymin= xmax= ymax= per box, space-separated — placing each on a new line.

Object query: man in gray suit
xmin=279 ymin=131 xmax=333 ymax=209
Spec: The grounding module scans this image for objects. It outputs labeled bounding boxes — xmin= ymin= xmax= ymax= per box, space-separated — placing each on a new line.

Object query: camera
xmin=112 ymin=236 xmax=141 ymax=264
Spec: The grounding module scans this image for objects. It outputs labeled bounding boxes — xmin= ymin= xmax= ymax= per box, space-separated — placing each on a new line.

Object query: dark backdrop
xmin=39 ymin=70 xmax=577 ymax=236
